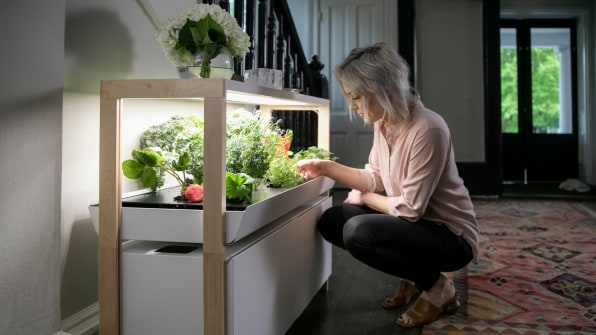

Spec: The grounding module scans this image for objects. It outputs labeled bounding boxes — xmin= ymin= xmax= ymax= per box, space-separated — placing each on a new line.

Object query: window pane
xmin=500 ymin=28 xmax=518 ymax=134
xmin=530 ymin=28 xmax=571 ymax=134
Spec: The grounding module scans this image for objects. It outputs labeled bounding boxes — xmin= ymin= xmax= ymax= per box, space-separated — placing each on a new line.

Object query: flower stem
xmin=200 ymin=56 xmax=211 ymax=78
xmin=163 ymin=168 xmax=187 ymax=195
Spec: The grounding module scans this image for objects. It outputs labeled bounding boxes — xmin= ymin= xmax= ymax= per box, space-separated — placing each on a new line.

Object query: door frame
xmin=500 ymin=18 xmax=579 ymax=183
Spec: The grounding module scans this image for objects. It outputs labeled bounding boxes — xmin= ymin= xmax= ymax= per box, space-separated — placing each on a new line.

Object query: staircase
xmin=201 ymin=0 xmax=328 ymax=98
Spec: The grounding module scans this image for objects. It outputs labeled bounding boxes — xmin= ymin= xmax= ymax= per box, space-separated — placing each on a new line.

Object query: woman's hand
xmin=297 ymin=159 xmax=362 ymax=191
xmin=296 ymin=159 xmax=326 ymax=180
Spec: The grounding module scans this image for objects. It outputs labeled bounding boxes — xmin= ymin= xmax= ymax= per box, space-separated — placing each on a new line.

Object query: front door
xmin=319 ymin=0 xmax=398 ymax=186
xmin=500 ymin=19 xmax=579 ymax=183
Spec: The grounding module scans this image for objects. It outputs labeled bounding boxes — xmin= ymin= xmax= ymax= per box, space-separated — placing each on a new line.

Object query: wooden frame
xmin=98 ymin=78 xmax=329 ymax=335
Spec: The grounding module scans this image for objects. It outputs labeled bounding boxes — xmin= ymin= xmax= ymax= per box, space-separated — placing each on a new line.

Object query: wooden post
xmin=202 ymin=95 xmax=227 ymax=335
xmin=98 ymin=89 xmax=122 ymax=334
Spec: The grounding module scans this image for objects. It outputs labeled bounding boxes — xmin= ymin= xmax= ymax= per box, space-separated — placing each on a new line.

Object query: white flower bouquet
xmin=156 ymin=4 xmax=251 ymax=77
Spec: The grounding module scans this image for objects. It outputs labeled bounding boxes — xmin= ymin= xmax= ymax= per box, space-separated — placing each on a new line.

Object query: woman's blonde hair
xmin=334 ymin=42 xmax=418 ymax=125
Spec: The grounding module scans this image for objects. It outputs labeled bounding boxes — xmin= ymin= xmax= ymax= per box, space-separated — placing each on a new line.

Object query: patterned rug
xmin=423 ymin=200 xmax=596 ymax=335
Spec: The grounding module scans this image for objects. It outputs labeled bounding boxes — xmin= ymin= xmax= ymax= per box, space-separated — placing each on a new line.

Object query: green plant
xmin=122 ymin=147 xmax=191 ymax=195
xmin=265 ymin=155 xmax=302 ymax=188
xmin=122 ymin=112 xmax=338 ymax=202
xmin=122 ymin=148 xmax=256 ymax=203
xmin=293 ymin=146 xmax=338 ymax=161
xmin=265 ymin=145 xmax=337 ymax=188
xmin=225 ymin=172 xmax=255 ymax=203
xmin=139 ymin=115 xmax=204 ymax=188
xmin=225 ymin=110 xmax=280 ymax=182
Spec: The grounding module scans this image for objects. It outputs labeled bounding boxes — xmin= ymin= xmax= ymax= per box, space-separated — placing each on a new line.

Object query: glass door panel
xmin=500 ymin=28 xmax=518 ymax=134
xmin=530 ymin=28 xmax=572 ymax=134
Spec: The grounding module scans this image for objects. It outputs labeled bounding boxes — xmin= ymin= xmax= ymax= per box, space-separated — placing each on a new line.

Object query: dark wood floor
xmin=285 ymin=245 xmax=424 ymax=335
xmin=285 ymin=189 xmax=425 ymax=335
xmin=501 ymin=181 xmax=596 ymax=200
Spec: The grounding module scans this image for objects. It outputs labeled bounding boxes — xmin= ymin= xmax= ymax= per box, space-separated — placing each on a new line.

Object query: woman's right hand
xmin=296 ymin=159 xmax=326 ymax=180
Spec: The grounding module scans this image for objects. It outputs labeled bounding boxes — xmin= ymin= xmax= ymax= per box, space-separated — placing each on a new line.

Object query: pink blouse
xmin=358 ymin=102 xmax=479 ymax=262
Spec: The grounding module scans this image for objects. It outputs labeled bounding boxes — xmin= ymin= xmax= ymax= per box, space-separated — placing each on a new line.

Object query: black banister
xmin=244 ymin=0 xmax=256 ymax=70
xmin=210 ymin=0 xmax=326 ymax=97
xmin=266 ymin=3 xmax=276 ymax=68
xmin=276 ymin=16 xmax=285 ymax=71
xmin=257 ymin=0 xmax=267 ymax=68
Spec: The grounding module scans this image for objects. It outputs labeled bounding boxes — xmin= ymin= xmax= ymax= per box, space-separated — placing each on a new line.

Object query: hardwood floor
xmin=285 ymin=246 xmax=424 ymax=335
xmin=501 ymin=181 xmax=596 ymax=200
xmin=285 ymin=189 xmax=425 ymax=335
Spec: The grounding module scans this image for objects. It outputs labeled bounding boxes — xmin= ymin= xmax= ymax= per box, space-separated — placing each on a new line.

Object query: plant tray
xmin=89 ymin=177 xmax=334 ymax=244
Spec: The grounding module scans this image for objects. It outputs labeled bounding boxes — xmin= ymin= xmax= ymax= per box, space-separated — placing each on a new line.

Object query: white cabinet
xmin=98 ymin=78 xmax=331 ymax=335
xmin=121 ymin=197 xmax=332 ymax=335
xmin=227 ymin=197 xmax=332 ymax=335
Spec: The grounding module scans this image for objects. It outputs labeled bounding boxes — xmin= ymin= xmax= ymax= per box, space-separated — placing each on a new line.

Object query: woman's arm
xmin=297 ymin=159 xmax=363 ymax=190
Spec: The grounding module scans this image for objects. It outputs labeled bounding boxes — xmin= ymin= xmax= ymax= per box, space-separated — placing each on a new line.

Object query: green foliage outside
xmin=500 ymin=47 xmax=561 ymax=133
xmin=500 ymin=48 xmax=518 ymax=133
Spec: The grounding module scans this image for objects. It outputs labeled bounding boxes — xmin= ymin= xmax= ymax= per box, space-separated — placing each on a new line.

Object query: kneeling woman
xmin=297 ymin=42 xmax=479 ymax=328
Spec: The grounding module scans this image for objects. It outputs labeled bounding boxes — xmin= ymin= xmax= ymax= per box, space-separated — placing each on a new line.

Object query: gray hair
xmin=334 ymin=42 xmax=418 ymax=125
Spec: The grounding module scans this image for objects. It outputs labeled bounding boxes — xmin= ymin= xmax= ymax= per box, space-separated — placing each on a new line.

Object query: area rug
xmin=423 ymin=200 xmax=596 ymax=335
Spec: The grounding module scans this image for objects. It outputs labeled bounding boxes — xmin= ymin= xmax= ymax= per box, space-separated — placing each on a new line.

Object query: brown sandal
xmin=396 ymin=294 xmax=460 ymax=328
xmin=382 ymin=280 xmax=417 ymax=310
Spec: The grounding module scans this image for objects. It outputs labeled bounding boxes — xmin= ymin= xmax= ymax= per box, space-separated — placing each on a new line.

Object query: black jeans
xmin=317 ymin=204 xmax=473 ymax=291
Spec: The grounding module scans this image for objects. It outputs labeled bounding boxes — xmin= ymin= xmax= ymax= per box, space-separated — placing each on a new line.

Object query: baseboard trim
xmin=61 ymin=302 xmax=99 ymax=335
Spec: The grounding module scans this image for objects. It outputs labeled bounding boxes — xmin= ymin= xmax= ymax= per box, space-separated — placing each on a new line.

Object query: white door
xmin=318 ymin=0 xmax=398 ymax=186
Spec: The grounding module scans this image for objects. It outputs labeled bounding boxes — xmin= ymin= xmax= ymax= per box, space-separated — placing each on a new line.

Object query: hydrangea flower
xmin=156 ymin=4 xmax=251 ymax=68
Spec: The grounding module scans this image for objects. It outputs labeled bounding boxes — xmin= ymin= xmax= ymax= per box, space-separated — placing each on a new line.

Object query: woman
xmin=297 ymin=42 xmax=479 ymax=328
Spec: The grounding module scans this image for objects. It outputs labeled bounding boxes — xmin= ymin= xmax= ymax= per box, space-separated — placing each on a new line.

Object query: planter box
xmin=89 ymin=176 xmax=334 ymax=244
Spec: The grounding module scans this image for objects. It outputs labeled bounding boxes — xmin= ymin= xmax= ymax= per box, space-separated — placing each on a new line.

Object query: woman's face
xmin=347 ymin=91 xmax=384 ymax=124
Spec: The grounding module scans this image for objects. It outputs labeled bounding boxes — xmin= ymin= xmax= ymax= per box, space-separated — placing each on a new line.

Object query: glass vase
xmin=178 ymin=44 xmax=234 ymax=79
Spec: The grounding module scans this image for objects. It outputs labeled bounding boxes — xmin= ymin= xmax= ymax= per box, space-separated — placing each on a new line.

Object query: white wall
xmin=0 ymin=1 xmax=65 ymax=334
xmin=287 ymin=0 xmax=315 ymax=60
xmin=416 ymin=0 xmax=486 ymax=162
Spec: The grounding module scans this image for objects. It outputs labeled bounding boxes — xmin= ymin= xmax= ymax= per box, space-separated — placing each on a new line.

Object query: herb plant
xmin=265 ymin=145 xmax=337 ymax=188
xmin=225 ymin=110 xmax=279 ymax=182
xmin=122 ymin=111 xmax=337 ymax=203
xmin=139 ymin=115 xmax=204 ymax=188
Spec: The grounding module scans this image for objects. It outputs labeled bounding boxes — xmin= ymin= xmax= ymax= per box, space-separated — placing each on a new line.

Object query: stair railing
xmin=201 ymin=0 xmax=328 ymax=98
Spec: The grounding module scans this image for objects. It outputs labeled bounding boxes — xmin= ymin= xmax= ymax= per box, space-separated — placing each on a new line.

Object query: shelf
xmin=90 ymin=176 xmax=334 ymax=244
xmin=98 ymin=78 xmax=330 ymax=335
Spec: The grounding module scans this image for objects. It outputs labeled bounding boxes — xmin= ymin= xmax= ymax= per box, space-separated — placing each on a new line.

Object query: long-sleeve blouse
xmin=357 ymin=102 xmax=479 ymax=263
